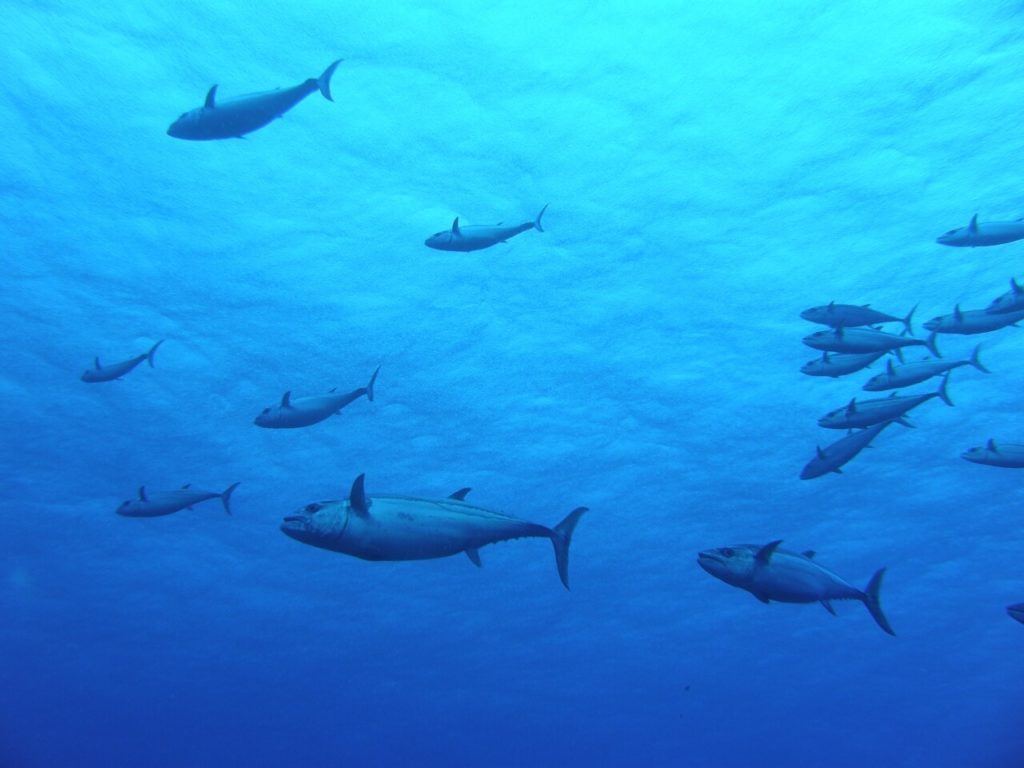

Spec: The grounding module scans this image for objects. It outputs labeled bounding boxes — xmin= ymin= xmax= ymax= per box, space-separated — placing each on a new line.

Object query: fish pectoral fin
xmin=821 ymin=599 xmax=837 ymax=616
xmin=465 ymin=548 xmax=482 ymax=567
xmin=448 ymin=487 xmax=472 ymax=500
xmin=802 ymin=550 xmax=816 ymax=559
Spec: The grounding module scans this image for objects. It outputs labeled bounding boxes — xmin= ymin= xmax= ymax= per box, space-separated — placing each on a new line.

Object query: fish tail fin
xmin=970 ymin=344 xmax=990 ymax=374
xmin=318 ymin=59 xmax=343 ymax=102
xmin=938 ymin=372 xmax=954 ymax=406
xmin=365 ymin=365 xmax=380 ymax=402
xmin=902 ymin=304 xmax=917 ymax=336
xmin=861 ymin=567 xmax=895 ymax=635
xmin=534 ymin=203 xmax=548 ymax=233
xmin=925 ymin=331 xmax=941 ymax=359
xmin=550 ymin=506 xmax=588 ymax=590
xmin=147 ymin=339 xmax=165 ymax=368
xmin=220 ymin=482 xmax=240 ymax=515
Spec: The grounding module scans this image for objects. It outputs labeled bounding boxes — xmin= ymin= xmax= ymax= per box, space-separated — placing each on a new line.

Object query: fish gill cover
xmin=1 ymin=2 xmax=1023 ymax=767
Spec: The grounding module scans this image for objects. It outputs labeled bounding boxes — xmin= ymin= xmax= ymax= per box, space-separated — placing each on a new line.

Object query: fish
xmin=800 ymin=302 xmax=915 ymax=334
xmin=819 ymin=375 xmax=952 ymax=429
xmin=424 ymin=204 xmax=547 ymax=251
xmin=936 ymin=214 xmax=1024 ymax=247
xmin=800 ymin=420 xmax=894 ymax=479
xmin=1008 ymin=604 xmax=1024 ymax=624
xmin=802 ymin=326 xmax=940 ymax=357
xmin=81 ymin=340 xmax=164 ymax=383
xmin=961 ymin=439 xmax=1024 ymax=468
xmin=116 ymin=482 xmax=239 ymax=517
xmin=254 ymin=366 xmax=378 ymax=429
xmin=167 ymin=59 xmax=342 ymax=140
xmin=697 ymin=541 xmax=894 ymax=635
xmin=923 ymin=304 xmax=1024 ymax=335
xmin=800 ymin=351 xmax=887 ymax=378
xmin=280 ymin=474 xmax=588 ymax=589
xmin=862 ymin=346 xmax=987 ymax=391
xmin=985 ymin=278 xmax=1024 ymax=314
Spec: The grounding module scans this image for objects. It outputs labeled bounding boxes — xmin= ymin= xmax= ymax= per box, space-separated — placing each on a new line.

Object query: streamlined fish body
xmin=937 ymin=214 xmax=1024 ymax=247
xmin=923 ymin=305 xmax=1024 ymax=335
xmin=819 ymin=375 xmax=952 ymax=429
xmin=863 ymin=347 xmax=987 ymax=391
xmin=800 ymin=421 xmax=893 ymax=479
xmin=116 ymin=482 xmax=239 ymax=517
xmin=425 ymin=205 xmax=547 ymax=251
xmin=81 ymin=340 xmax=164 ymax=383
xmin=962 ymin=439 xmax=1024 ymax=468
xmin=800 ymin=302 xmax=914 ymax=334
xmin=255 ymin=367 xmax=378 ymax=429
xmin=803 ymin=327 xmax=939 ymax=357
xmin=801 ymin=351 xmax=886 ymax=378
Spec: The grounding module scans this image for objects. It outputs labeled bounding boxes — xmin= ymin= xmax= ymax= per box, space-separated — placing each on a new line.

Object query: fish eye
xmin=721 ymin=547 xmax=734 ymax=557
xmin=304 ymin=503 xmax=322 ymax=513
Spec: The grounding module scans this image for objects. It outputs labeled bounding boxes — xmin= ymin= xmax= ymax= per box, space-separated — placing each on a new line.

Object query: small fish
xmin=800 ymin=351 xmax=887 ymax=378
xmin=1008 ymin=604 xmax=1024 ymax=625
xmin=985 ymin=278 xmax=1024 ymax=315
xmin=255 ymin=366 xmax=379 ymax=429
xmin=81 ymin=340 xmax=164 ymax=383
xmin=936 ymin=214 xmax=1024 ymax=247
xmin=962 ymin=439 xmax=1024 ymax=468
xmin=863 ymin=346 xmax=987 ymax=391
xmin=280 ymin=474 xmax=588 ymax=589
xmin=116 ymin=482 xmax=239 ymax=517
xmin=424 ymin=204 xmax=547 ymax=252
xmin=800 ymin=421 xmax=894 ymax=479
xmin=803 ymin=326 xmax=940 ymax=357
xmin=800 ymin=302 xmax=915 ymax=334
xmin=697 ymin=541 xmax=894 ymax=635
xmin=168 ymin=59 xmax=341 ymax=140
xmin=819 ymin=375 xmax=952 ymax=429
xmin=923 ymin=304 xmax=1024 ymax=335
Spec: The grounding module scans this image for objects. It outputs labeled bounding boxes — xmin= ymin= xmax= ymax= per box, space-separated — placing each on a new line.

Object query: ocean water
xmin=3 ymin=2 xmax=1023 ymax=766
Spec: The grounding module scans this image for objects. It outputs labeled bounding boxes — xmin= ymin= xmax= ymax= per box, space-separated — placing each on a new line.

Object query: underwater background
xmin=3 ymin=2 xmax=1023 ymax=766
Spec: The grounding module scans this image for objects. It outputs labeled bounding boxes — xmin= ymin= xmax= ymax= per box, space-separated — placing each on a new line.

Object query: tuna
xmin=985 ymin=278 xmax=1024 ymax=314
xmin=819 ymin=374 xmax=952 ymax=429
xmin=961 ymin=439 xmax=1024 ymax=468
xmin=81 ymin=340 xmax=164 ymax=383
xmin=697 ymin=541 xmax=894 ymax=635
xmin=116 ymin=482 xmax=239 ymax=517
xmin=800 ymin=302 xmax=915 ymax=334
xmin=424 ymin=204 xmax=547 ymax=251
xmin=936 ymin=214 xmax=1024 ymax=247
xmin=803 ymin=326 xmax=939 ymax=357
xmin=862 ymin=348 xmax=987 ymax=391
xmin=167 ymin=60 xmax=341 ymax=140
xmin=800 ymin=421 xmax=894 ymax=479
xmin=280 ymin=474 xmax=588 ymax=589
xmin=1008 ymin=604 xmax=1024 ymax=625
xmin=255 ymin=367 xmax=378 ymax=429
xmin=923 ymin=304 xmax=1024 ymax=335
xmin=800 ymin=351 xmax=887 ymax=378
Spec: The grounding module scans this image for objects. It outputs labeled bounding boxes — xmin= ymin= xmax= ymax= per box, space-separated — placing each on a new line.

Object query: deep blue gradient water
xmin=3 ymin=3 xmax=1024 ymax=766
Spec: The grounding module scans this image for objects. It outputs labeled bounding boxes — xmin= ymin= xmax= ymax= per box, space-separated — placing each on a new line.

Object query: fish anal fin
xmin=821 ymin=599 xmax=837 ymax=616
xmin=754 ymin=592 xmax=770 ymax=604
xmin=466 ymin=548 xmax=482 ymax=567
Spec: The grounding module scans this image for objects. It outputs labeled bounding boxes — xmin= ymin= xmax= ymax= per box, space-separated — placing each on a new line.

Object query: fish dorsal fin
xmin=451 ymin=217 xmax=461 ymax=236
xmin=828 ymin=300 xmax=835 ymax=311
xmin=886 ymin=358 xmax=894 ymax=375
xmin=987 ymin=438 xmax=998 ymax=452
xmin=448 ymin=488 xmax=472 ymax=500
xmin=821 ymin=599 xmax=837 ymax=616
xmin=205 ymin=85 xmax=218 ymax=108
xmin=349 ymin=473 xmax=370 ymax=517
xmin=181 ymin=483 xmax=191 ymax=489
xmin=755 ymin=540 xmax=782 ymax=565
xmin=465 ymin=548 xmax=482 ymax=567
xmin=954 ymin=304 xmax=963 ymax=322
xmin=968 ymin=213 xmax=978 ymax=233
xmin=888 ymin=392 xmax=897 ymax=399
xmin=138 ymin=486 xmax=148 ymax=502
xmin=816 ymin=445 xmax=826 ymax=460
xmin=802 ymin=550 xmax=816 ymax=559
xmin=94 ymin=357 xmax=102 ymax=369
xmin=1014 ymin=278 xmax=1023 ymax=295
xmin=835 ymin=323 xmax=845 ymax=339
xmin=846 ymin=398 xmax=857 ymax=415
xmin=821 ymin=352 xmax=831 ymax=363
xmin=280 ymin=391 xmax=292 ymax=408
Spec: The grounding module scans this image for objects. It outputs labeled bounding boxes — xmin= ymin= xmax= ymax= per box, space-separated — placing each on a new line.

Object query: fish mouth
xmin=697 ymin=551 xmax=723 ymax=567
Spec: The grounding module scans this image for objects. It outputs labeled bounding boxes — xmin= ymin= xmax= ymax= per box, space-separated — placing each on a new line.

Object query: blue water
xmin=3 ymin=3 xmax=1023 ymax=766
